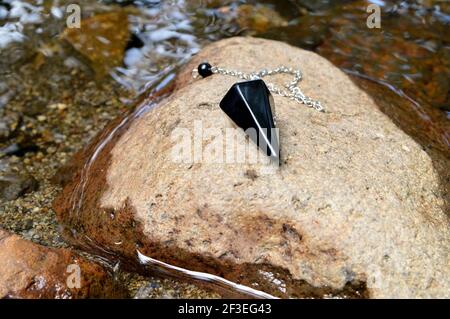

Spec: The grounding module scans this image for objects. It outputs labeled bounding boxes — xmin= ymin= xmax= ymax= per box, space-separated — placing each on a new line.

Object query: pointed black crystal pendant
xmin=219 ymin=79 xmax=279 ymax=158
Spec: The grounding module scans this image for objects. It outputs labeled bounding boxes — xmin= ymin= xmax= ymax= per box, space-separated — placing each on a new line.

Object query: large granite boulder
xmin=0 ymin=229 xmax=124 ymax=298
xmin=54 ymin=37 xmax=450 ymax=298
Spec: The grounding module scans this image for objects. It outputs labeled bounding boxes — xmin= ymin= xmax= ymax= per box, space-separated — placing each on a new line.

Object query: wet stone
xmin=0 ymin=141 xmax=40 ymax=158
xmin=62 ymin=10 xmax=131 ymax=77
xmin=236 ymin=4 xmax=288 ymax=34
xmin=22 ymin=97 xmax=48 ymax=117
xmin=0 ymin=228 xmax=125 ymax=299
xmin=0 ymin=112 xmax=20 ymax=142
xmin=0 ymin=159 xmax=38 ymax=201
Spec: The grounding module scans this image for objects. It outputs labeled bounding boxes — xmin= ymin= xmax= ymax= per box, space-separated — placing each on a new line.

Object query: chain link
xmin=193 ymin=65 xmax=324 ymax=112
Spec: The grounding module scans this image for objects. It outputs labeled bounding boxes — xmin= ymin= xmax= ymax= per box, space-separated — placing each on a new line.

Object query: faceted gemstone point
xmin=219 ymin=79 xmax=279 ymax=159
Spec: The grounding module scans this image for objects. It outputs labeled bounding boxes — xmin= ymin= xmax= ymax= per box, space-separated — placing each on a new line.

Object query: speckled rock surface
xmin=0 ymin=228 xmax=124 ymax=299
xmin=54 ymin=37 xmax=450 ymax=299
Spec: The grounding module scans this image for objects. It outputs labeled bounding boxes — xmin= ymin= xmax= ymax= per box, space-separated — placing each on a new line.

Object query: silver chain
xmin=193 ymin=65 xmax=324 ymax=112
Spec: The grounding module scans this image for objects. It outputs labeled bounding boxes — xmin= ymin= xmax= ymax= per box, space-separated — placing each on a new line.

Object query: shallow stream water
xmin=0 ymin=0 xmax=448 ymax=298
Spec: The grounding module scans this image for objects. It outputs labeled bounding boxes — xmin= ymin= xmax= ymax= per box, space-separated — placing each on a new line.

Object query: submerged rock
xmin=61 ymin=10 xmax=130 ymax=77
xmin=0 ymin=112 xmax=20 ymax=142
xmin=236 ymin=4 xmax=288 ymax=33
xmin=54 ymin=37 xmax=450 ymax=298
xmin=0 ymin=229 xmax=124 ymax=299
xmin=0 ymin=159 xmax=38 ymax=201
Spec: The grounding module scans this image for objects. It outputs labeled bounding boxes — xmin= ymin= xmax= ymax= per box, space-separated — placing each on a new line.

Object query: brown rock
xmin=0 ymin=112 xmax=20 ymax=142
xmin=62 ymin=11 xmax=130 ymax=77
xmin=54 ymin=37 xmax=450 ymax=298
xmin=0 ymin=229 xmax=124 ymax=299
xmin=0 ymin=159 xmax=38 ymax=201
xmin=237 ymin=4 xmax=288 ymax=34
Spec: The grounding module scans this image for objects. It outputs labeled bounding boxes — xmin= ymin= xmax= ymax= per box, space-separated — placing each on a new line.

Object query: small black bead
xmin=198 ymin=62 xmax=213 ymax=78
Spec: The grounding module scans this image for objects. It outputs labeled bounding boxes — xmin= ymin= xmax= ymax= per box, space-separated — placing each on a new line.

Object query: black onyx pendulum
xmin=194 ymin=62 xmax=322 ymax=159
xmin=219 ymin=79 xmax=279 ymax=159
xmin=195 ymin=62 xmax=279 ymax=158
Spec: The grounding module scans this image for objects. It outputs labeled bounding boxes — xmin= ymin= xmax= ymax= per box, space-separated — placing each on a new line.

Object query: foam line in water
xmin=137 ymin=250 xmax=278 ymax=299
